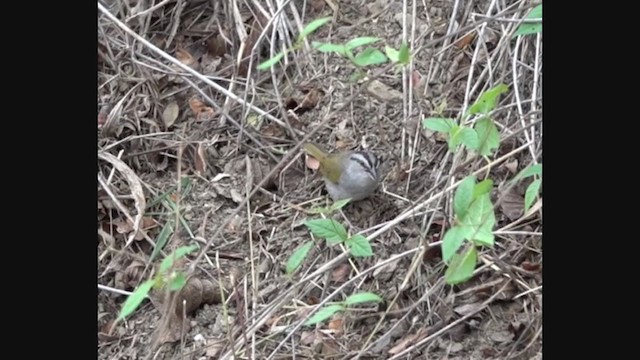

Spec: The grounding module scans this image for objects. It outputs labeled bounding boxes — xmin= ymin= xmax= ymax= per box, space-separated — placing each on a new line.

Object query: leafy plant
xmin=313 ymin=37 xmax=388 ymax=68
xmin=442 ymin=175 xmax=496 ymax=285
xmin=117 ymin=244 xmax=199 ymax=321
xmin=511 ymin=163 xmax=542 ymax=212
xmin=384 ymin=42 xmax=410 ymax=66
xmin=513 ymin=4 xmax=542 ymax=38
xmin=258 ymin=17 xmax=332 ymax=70
xmin=304 ymin=292 xmax=383 ymax=325
xmin=423 ymin=84 xmax=507 ymax=156
xmin=286 ymin=198 xmax=374 ymax=275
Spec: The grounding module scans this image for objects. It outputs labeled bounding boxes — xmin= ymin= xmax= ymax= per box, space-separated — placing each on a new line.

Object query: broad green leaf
xmin=353 ymin=48 xmax=388 ymax=67
xmin=467 ymin=84 xmax=509 ymax=116
xmin=345 ymin=292 xmax=383 ymax=306
xmin=473 ymin=179 xmax=494 ymax=198
xmin=474 ymin=117 xmax=500 ymax=156
xmin=385 ymin=46 xmax=400 ymax=62
xmin=525 ymin=179 xmax=541 ymax=212
xmin=118 ymin=279 xmax=155 ymax=320
xmin=257 ymin=52 xmax=285 ymax=70
xmin=312 ymin=42 xmax=347 ymax=56
xmin=450 ymin=127 xmax=479 ymax=150
xmin=347 ymin=234 xmax=373 ymax=257
xmin=150 ymin=222 xmax=174 ymax=263
xmin=471 ymin=220 xmax=495 ymax=247
xmin=461 ymin=193 xmax=495 ymax=247
xmin=454 ymin=175 xmax=476 ymax=218
xmin=299 ymin=17 xmax=332 ymax=41
xmin=513 ymin=164 xmax=542 ymax=182
xmin=159 ymin=244 xmax=199 ymax=273
xmin=304 ymin=219 xmax=348 ymax=243
xmin=346 ymin=37 xmax=381 ymax=50
xmin=513 ymin=4 xmax=542 ymax=37
xmin=398 ymin=42 xmax=410 ymax=64
xmin=460 ymin=128 xmax=479 ymax=149
xmin=422 ymin=118 xmax=455 ymax=132
xmin=167 ymin=272 xmax=187 ymax=291
xmin=445 ymin=245 xmax=477 ymax=285
xmin=286 ymin=241 xmax=314 ymax=274
xmin=442 ymin=226 xmax=473 ymax=263
xmin=304 ymin=304 xmax=344 ymax=325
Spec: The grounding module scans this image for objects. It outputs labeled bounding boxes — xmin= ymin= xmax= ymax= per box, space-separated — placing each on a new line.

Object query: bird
xmin=303 ymin=142 xmax=381 ymax=202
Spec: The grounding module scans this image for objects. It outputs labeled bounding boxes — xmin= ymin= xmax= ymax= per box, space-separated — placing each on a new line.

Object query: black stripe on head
xmin=350 ymin=152 xmax=380 ymax=179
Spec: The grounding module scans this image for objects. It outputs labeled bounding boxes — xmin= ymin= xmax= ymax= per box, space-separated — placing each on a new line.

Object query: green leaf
xmin=312 ymin=42 xmax=347 ymax=56
xmin=346 ymin=234 xmax=374 ymax=257
xmin=450 ymin=127 xmax=479 ymax=150
xmin=304 ymin=304 xmax=345 ymax=325
xmin=513 ymin=164 xmax=542 ymax=182
xmin=473 ymin=179 xmax=494 ymax=198
xmin=460 ymin=128 xmax=479 ymax=149
xmin=344 ymin=292 xmax=383 ymax=306
xmin=328 ymin=198 xmax=351 ymax=212
xmin=445 ymin=245 xmax=477 ymax=285
xmin=286 ymin=241 xmax=314 ymax=274
xmin=353 ymin=48 xmax=388 ymax=67
xmin=299 ymin=17 xmax=332 ymax=41
xmin=513 ymin=4 xmax=542 ymax=37
xmin=346 ymin=37 xmax=381 ymax=50
xmin=398 ymin=42 xmax=410 ymax=64
xmin=474 ymin=117 xmax=500 ymax=156
xmin=460 ymin=193 xmax=495 ymax=247
xmin=422 ymin=118 xmax=455 ymax=132
xmin=304 ymin=219 xmax=348 ymax=243
xmin=117 ymin=279 xmax=155 ymax=320
xmin=385 ymin=46 xmax=399 ymax=62
xmin=257 ymin=52 xmax=285 ymax=70
xmin=442 ymin=226 xmax=473 ymax=263
xmin=159 ymin=244 xmax=199 ymax=274
xmin=467 ymin=84 xmax=509 ymax=116
xmin=150 ymin=222 xmax=174 ymax=263
xmin=454 ymin=175 xmax=476 ymax=218
xmin=524 ymin=179 xmax=541 ymax=212
xmin=167 ymin=272 xmax=187 ymax=291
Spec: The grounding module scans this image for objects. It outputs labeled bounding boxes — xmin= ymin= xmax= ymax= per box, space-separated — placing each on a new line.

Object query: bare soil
xmin=98 ymin=0 xmax=542 ymax=359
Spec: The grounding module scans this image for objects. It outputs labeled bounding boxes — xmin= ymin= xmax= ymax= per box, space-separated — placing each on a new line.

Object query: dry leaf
xmin=310 ymin=0 xmax=325 ymax=12
xmin=489 ymin=329 xmax=514 ymax=343
xmin=188 ymin=98 xmax=216 ymax=121
xmin=195 ymin=143 xmax=207 ymax=175
xmin=206 ymin=34 xmax=227 ymax=57
xmin=331 ymin=264 xmax=351 ymax=283
xmin=262 ymin=123 xmax=285 ymax=137
xmin=455 ymin=32 xmax=476 ymax=49
xmin=296 ymin=88 xmax=324 ymax=114
xmin=499 ymin=187 xmax=525 ymax=220
xmin=327 ymin=317 xmax=344 ymax=334
xmin=505 ymin=160 xmax=518 ymax=174
xmin=388 ymin=327 xmax=428 ymax=354
xmin=162 ymin=102 xmax=180 ymax=128
xmin=366 ymin=79 xmax=403 ymax=102
xmin=176 ymin=48 xmax=195 ymax=66
xmin=306 ymin=155 xmax=320 ymax=170
xmin=113 ymin=217 xmax=133 ymax=234
xmin=521 ymin=261 xmax=541 ymax=272
xmin=300 ymin=330 xmax=317 ymax=345
xmin=454 ymin=303 xmax=482 ymax=316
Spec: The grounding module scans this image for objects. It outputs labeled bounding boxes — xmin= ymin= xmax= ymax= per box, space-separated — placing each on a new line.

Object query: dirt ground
xmin=98 ymin=0 xmax=542 ymax=359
